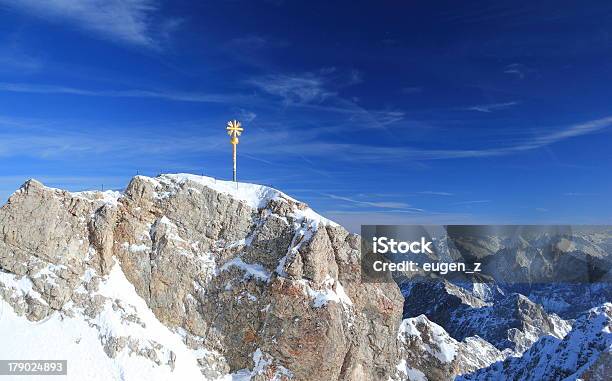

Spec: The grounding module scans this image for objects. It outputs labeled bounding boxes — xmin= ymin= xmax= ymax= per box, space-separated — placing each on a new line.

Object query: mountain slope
xmin=0 ymin=174 xmax=403 ymax=381
xmin=0 ymin=262 xmax=211 ymax=380
xmin=394 ymin=315 xmax=503 ymax=381
xmin=458 ymin=303 xmax=612 ymax=381
xmin=403 ymin=281 xmax=571 ymax=354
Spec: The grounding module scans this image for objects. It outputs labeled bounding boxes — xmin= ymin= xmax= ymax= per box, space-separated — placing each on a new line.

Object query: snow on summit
xmin=156 ymin=173 xmax=293 ymax=209
xmin=141 ymin=173 xmax=338 ymax=227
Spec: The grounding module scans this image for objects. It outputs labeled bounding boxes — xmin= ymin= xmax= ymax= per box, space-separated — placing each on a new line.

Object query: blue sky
xmin=1 ymin=1 xmax=611 ymax=231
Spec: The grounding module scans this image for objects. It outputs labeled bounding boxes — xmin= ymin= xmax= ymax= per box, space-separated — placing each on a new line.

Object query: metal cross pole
xmin=232 ymin=143 xmax=236 ymax=182
xmin=226 ymin=120 xmax=243 ymax=182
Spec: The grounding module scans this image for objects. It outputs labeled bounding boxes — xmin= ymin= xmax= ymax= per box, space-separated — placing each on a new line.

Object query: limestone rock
xmin=0 ymin=174 xmax=405 ymax=380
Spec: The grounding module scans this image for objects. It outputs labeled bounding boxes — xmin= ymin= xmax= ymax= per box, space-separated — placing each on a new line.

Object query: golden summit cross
xmin=226 ymin=120 xmax=243 ymax=182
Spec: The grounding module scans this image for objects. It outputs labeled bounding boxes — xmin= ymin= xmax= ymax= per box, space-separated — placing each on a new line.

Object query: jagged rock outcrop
xmin=403 ymin=280 xmax=571 ymax=354
xmin=394 ymin=315 xmax=503 ymax=381
xmin=0 ymin=174 xmax=404 ymax=380
xmin=458 ymin=303 xmax=612 ymax=381
xmin=525 ymin=282 xmax=612 ymax=319
xmin=401 ymin=280 xmax=489 ymax=324
xmin=446 ymin=293 xmax=571 ymax=353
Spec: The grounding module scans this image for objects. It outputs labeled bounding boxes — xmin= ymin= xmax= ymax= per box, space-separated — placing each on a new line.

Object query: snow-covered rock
xmin=394 ymin=315 xmax=503 ymax=381
xmin=458 ymin=303 xmax=612 ymax=381
xmin=403 ymin=281 xmax=571 ymax=354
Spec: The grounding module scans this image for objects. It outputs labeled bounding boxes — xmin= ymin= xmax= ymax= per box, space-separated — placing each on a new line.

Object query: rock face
xmin=0 ymin=174 xmax=403 ymax=380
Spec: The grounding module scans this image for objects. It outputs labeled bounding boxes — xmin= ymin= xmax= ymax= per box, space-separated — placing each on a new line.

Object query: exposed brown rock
xmin=0 ymin=174 xmax=406 ymax=380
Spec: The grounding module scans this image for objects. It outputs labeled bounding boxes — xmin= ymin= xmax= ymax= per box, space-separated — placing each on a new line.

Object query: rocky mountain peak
xmin=0 ymin=174 xmax=404 ymax=380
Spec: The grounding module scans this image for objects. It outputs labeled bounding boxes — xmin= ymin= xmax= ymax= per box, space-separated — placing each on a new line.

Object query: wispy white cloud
xmin=237 ymin=109 xmax=257 ymax=123
xmin=2 ymin=84 xmax=610 ymax=166
xmin=0 ymin=0 xmax=172 ymax=48
xmin=0 ymin=82 xmax=242 ymax=103
xmin=251 ymin=116 xmax=612 ymax=162
xmin=0 ymin=121 xmax=224 ymax=159
xmin=246 ymin=69 xmax=366 ymax=105
xmin=0 ymin=68 xmax=405 ymax=132
xmin=563 ymin=192 xmax=600 ymax=196
xmin=513 ymin=116 xmax=612 ymax=151
xmin=453 ymin=200 xmax=491 ymax=205
xmin=4 ymin=114 xmax=607 ymax=164
xmin=504 ymin=63 xmax=528 ymax=79
xmin=465 ymin=101 xmax=519 ymax=113
xmin=245 ymin=70 xmax=405 ymax=130
xmin=246 ymin=73 xmax=334 ymax=105
xmin=326 ymin=194 xmax=423 ymax=212
xmin=417 ymin=191 xmax=454 ymax=196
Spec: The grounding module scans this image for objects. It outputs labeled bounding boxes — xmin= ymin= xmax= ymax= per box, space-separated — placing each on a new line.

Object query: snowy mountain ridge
xmin=458 ymin=303 xmax=612 ymax=381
